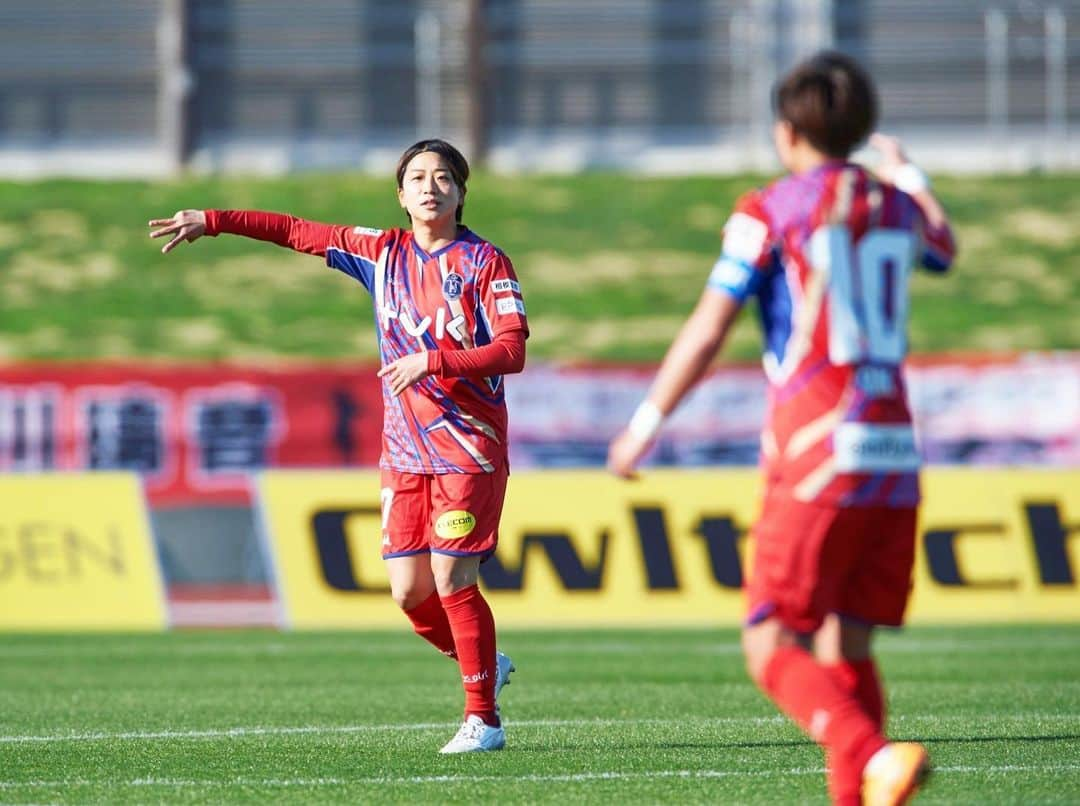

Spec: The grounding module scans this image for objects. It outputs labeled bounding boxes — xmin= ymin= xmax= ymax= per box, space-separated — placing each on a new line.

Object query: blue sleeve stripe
xmin=326 ymin=246 xmax=376 ymax=291
xmin=707 ymin=256 xmax=761 ymax=302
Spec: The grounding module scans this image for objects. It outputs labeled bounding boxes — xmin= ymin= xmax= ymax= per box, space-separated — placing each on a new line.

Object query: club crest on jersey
xmin=442 ymin=272 xmax=464 ymax=301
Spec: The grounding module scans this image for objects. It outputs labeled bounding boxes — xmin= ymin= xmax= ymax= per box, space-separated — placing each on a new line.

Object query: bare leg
xmin=387 ymin=554 xmax=455 ymax=657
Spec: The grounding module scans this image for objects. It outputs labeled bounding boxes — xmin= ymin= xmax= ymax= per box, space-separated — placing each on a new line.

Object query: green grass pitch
xmin=1 ymin=625 xmax=1078 ymax=803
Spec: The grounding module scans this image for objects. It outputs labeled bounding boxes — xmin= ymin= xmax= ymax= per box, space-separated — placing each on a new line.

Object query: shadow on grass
xmin=916 ymin=734 xmax=1080 ymax=746
xmin=512 ymin=733 xmax=1080 ymax=754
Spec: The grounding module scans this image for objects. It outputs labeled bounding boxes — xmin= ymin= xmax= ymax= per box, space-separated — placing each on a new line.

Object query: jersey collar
xmin=411 ymin=226 xmax=473 ymax=261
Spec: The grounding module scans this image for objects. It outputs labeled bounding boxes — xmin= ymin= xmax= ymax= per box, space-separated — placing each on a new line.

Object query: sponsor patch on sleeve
xmin=352 ymin=226 xmax=384 ymax=236
xmin=496 ymin=297 xmax=526 ymax=316
xmin=491 ymin=278 xmax=521 ymax=294
xmin=722 ymin=212 xmax=769 ymax=263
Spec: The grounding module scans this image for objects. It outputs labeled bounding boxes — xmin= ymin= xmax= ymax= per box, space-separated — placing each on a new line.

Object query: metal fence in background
xmin=0 ymin=0 xmax=1077 ymax=176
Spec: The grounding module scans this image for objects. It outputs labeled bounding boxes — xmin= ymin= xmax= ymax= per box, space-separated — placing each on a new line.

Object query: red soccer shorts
xmin=745 ymin=492 xmax=918 ymax=633
xmin=379 ymin=467 xmax=508 ymax=559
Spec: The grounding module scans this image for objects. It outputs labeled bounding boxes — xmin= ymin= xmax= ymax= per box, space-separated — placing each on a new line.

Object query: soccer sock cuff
xmin=404 ymin=591 xmax=457 ymax=659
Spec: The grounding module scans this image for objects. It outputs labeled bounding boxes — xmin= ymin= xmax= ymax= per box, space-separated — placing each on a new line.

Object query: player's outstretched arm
xmin=151 ymin=209 xmax=351 ymax=258
xmin=148 ymin=209 xmax=206 ymax=253
xmin=607 ymin=288 xmax=740 ymax=479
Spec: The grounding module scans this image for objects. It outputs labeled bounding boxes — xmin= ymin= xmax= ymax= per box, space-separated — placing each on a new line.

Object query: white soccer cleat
xmin=495 ymin=650 xmax=515 ymax=700
xmin=439 ymin=714 xmax=506 ymax=754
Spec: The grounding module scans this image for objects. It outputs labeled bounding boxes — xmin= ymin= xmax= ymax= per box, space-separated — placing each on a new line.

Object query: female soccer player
xmin=150 ymin=139 xmax=527 ymax=754
xmin=608 ymin=53 xmax=955 ymax=805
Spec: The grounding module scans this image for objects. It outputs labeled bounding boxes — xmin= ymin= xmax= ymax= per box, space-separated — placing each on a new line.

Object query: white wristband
xmin=627 ymin=400 xmax=664 ymax=443
xmin=892 ymin=162 xmax=930 ymax=195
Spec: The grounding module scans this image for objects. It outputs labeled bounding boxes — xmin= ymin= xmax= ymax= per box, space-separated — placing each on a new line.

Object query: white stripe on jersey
xmin=374 ymin=246 xmax=392 ymax=331
xmin=439 ymin=254 xmax=473 ymax=349
xmin=426 ymin=419 xmax=495 ymax=472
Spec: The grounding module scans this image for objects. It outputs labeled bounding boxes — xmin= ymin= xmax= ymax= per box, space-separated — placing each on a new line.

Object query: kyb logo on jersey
xmin=435 ymin=509 xmax=477 ymax=540
xmin=373 ymin=247 xmax=467 ymax=343
xmin=380 ymin=305 xmax=467 ymax=342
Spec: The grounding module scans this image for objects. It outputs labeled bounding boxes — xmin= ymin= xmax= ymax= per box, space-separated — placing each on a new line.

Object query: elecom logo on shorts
xmin=435 ymin=509 xmax=477 ymax=540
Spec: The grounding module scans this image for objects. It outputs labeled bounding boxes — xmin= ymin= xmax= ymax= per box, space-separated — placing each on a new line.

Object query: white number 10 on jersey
xmin=808 ymin=225 xmax=917 ymax=366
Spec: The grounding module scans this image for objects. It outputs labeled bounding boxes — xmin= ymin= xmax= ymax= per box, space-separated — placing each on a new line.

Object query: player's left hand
xmin=377 ymin=352 xmax=431 ymax=396
xmin=148 ymin=209 xmax=207 ymax=253
xmin=606 ymin=429 xmax=648 ymax=480
xmin=869 ymin=132 xmax=909 ymax=185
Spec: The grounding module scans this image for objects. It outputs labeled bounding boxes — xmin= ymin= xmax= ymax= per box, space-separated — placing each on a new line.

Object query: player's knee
xmin=741 ymin=633 xmax=767 ymax=684
xmin=430 ymin=557 xmax=480 ymax=596
xmin=743 ymin=646 xmax=771 ymax=685
xmin=390 ymin=582 xmax=430 ymax=611
xmin=741 ymin=620 xmax=790 ymax=685
xmin=428 ymin=566 xmax=450 ymax=594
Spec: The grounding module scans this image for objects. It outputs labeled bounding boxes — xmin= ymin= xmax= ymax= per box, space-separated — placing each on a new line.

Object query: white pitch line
xmin=0 ymin=634 xmax=1073 ymax=660
xmin=2 ymin=764 xmax=1080 ymax=790
xmin=1 ymin=712 xmax=1078 ymax=746
xmin=0 ymin=717 xmax=787 ymax=745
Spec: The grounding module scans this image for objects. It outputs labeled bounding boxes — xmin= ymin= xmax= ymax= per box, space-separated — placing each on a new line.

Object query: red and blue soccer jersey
xmin=204 ymin=211 xmax=528 ymax=475
xmin=324 ymin=226 xmax=528 ymax=475
xmin=708 ymin=162 xmax=956 ymax=507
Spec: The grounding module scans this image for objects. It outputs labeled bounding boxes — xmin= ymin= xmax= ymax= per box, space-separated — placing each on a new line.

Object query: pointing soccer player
xmin=150 ymin=139 xmax=526 ymax=754
xmin=608 ymin=52 xmax=956 ymax=805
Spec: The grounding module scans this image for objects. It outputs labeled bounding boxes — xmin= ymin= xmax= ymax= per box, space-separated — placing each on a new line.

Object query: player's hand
xmin=378 ymin=352 xmax=432 ymax=397
xmin=869 ymin=133 xmax=909 ymax=185
xmin=606 ymin=428 xmax=649 ymax=480
xmin=148 ymin=209 xmax=207 ymax=253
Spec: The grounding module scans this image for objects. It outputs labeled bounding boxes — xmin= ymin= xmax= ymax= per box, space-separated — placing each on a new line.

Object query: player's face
xmin=398 ymin=151 xmax=463 ymax=226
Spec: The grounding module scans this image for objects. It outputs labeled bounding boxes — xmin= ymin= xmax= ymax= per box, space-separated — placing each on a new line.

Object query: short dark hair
xmin=773 ymin=51 xmax=878 ymax=158
xmin=395 ymin=138 xmax=470 ymax=222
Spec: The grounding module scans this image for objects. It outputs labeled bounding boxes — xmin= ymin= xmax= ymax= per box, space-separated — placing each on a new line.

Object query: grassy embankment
xmin=0 ymin=173 xmax=1076 ymax=363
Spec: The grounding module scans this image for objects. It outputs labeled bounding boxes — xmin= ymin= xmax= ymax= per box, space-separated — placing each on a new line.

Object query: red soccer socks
xmin=440 ymin=585 xmax=499 ymax=727
xmin=846 ymin=658 xmax=885 ymax=728
xmin=404 ymin=591 xmax=457 ymax=659
xmin=825 ymin=658 xmax=887 ymax=804
xmin=760 ymin=646 xmax=887 ymax=801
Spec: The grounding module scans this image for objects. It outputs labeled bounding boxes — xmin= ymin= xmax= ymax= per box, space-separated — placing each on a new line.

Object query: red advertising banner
xmin=0 ymin=363 xmax=383 ymax=505
xmin=2 ymin=352 xmax=1077 ymax=506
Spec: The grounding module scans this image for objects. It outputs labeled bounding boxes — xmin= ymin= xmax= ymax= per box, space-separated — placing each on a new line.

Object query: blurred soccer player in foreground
xmin=150 ymin=139 xmax=527 ymax=754
xmin=608 ymin=52 xmax=955 ymax=805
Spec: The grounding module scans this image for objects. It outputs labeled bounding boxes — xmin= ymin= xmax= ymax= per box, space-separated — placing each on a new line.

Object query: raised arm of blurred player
xmin=871 ymin=133 xmax=956 ymax=271
xmin=607 ymin=288 xmax=741 ymax=478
